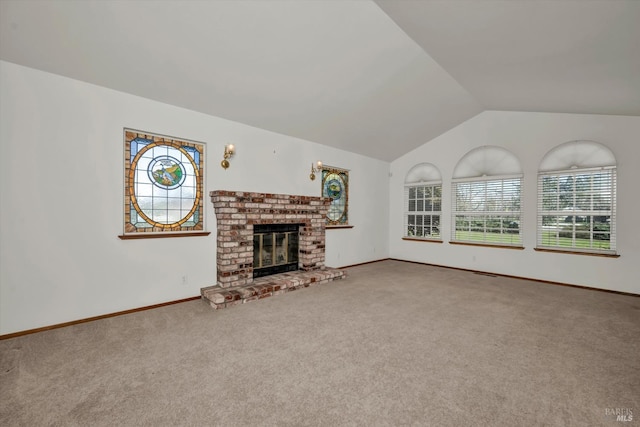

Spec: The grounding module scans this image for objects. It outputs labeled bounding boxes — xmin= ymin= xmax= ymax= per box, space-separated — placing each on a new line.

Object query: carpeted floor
xmin=1 ymin=260 xmax=639 ymax=426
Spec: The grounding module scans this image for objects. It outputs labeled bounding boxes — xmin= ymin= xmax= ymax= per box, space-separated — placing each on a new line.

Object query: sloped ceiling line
xmin=1 ymin=0 xmax=638 ymax=161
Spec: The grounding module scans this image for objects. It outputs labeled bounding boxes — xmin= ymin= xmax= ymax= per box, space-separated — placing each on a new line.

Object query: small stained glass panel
xmin=321 ymin=167 xmax=349 ymax=226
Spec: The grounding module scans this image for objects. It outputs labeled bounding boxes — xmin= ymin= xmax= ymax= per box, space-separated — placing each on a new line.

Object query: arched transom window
xmin=537 ymin=140 xmax=617 ymax=255
xmin=404 ymin=163 xmax=442 ymax=240
xmin=451 ymin=146 xmax=523 ymax=247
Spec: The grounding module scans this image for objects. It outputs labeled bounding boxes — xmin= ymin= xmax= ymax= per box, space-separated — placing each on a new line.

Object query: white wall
xmin=389 ymin=110 xmax=640 ymax=294
xmin=4 ymin=60 xmax=635 ymax=336
xmin=0 ymin=61 xmax=389 ymax=335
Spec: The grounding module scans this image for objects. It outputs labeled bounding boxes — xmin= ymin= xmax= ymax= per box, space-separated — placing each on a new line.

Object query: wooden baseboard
xmin=341 ymin=257 xmax=638 ymax=297
xmin=386 ymin=258 xmax=639 ymax=297
xmin=338 ymin=258 xmax=391 ymax=269
xmin=0 ymin=296 xmax=201 ymax=341
xmin=4 ymin=258 xmax=637 ymax=340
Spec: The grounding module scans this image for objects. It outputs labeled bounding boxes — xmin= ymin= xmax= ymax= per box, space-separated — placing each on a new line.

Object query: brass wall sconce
xmin=221 ymin=144 xmax=235 ymax=169
xmin=309 ymin=160 xmax=323 ymax=180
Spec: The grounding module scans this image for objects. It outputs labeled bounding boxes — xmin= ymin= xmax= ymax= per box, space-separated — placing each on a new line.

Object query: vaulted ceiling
xmin=1 ymin=0 xmax=639 ymax=161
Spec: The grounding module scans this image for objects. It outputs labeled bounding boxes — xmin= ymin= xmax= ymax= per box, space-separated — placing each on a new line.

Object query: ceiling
xmin=1 ymin=0 xmax=638 ymax=162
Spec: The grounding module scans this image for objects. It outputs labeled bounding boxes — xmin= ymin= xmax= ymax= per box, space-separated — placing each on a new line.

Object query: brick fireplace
xmin=201 ymin=191 xmax=346 ymax=309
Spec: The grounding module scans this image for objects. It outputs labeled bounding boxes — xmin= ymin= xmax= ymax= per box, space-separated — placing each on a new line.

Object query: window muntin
xmin=452 ymin=175 xmax=522 ymax=246
xmin=537 ymin=167 xmax=616 ymax=253
xmin=404 ymin=183 xmax=442 ymax=239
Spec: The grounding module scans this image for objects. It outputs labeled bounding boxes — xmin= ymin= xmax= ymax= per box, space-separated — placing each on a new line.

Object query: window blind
xmin=537 ymin=166 xmax=616 ymax=254
xmin=451 ymin=175 xmax=522 ymax=246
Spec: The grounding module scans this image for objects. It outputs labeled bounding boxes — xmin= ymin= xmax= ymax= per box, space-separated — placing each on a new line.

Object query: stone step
xmin=200 ymin=268 xmax=346 ymax=310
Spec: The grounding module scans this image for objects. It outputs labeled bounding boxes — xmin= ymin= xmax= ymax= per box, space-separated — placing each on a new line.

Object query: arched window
xmin=451 ymin=146 xmax=523 ymax=247
xmin=537 ymin=140 xmax=616 ymax=255
xmin=404 ymin=163 xmax=442 ymax=240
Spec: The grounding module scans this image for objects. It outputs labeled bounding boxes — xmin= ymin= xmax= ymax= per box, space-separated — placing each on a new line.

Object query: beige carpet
xmin=1 ymin=260 xmax=638 ymax=426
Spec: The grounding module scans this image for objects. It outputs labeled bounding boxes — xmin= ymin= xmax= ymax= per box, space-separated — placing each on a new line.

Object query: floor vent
xmin=474 ymin=272 xmax=498 ymax=277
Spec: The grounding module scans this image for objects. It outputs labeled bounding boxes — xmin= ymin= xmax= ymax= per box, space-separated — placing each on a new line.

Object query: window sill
xmin=449 ymin=241 xmax=524 ymax=250
xmin=534 ymin=247 xmax=620 ymax=258
xmin=326 ymin=225 xmax=354 ymax=229
xmin=402 ymin=237 xmax=443 ymax=243
xmin=119 ymin=231 xmax=211 ymax=240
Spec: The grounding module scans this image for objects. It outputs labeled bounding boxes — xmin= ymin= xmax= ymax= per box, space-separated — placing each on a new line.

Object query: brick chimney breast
xmin=211 ymin=191 xmax=331 ymax=288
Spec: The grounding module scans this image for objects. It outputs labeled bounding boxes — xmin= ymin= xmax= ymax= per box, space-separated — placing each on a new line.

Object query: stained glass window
xmin=321 ymin=166 xmax=349 ymax=226
xmin=122 ymin=129 xmax=206 ymax=237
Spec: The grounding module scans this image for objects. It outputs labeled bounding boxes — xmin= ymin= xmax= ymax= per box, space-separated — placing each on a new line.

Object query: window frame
xmin=119 ymin=128 xmax=209 ymax=239
xmin=536 ymin=166 xmax=616 ymax=255
xmin=451 ymin=173 xmax=523 ymax=248
xmin=404 ymin=181 xmax=442 ymax=241
xmin=321 ymin=166 xmax=349 ymax=227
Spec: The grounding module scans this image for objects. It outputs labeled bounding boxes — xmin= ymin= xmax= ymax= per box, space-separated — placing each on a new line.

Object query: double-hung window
xmin=405 ymin=183 xmax=442 ymax=239
xmin=537 ymin=141 xmax=617 ymax=255
xmin=403 ymin=163 xmax=442 ymax=240
xmin=452 ymin=175 xmax=522 ymax=246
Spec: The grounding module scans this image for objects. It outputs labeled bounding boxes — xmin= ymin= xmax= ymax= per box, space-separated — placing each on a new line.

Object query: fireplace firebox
xmin=253 ymin=224 xmax=300 ymax=278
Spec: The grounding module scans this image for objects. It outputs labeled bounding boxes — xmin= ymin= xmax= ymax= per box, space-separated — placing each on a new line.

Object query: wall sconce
xmin=221 ymin=144 xmax=235 ymax=170
xmin=309 ymin=160 xmax=323 ymax=180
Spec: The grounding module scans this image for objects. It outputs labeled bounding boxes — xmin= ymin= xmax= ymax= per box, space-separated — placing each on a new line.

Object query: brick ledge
xmin=201 ymin=268 xmax=346 ymax=309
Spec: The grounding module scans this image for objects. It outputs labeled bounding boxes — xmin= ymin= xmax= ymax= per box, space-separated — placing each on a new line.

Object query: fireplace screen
xmin=253 ymin=224 xmax=299 ymax=278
